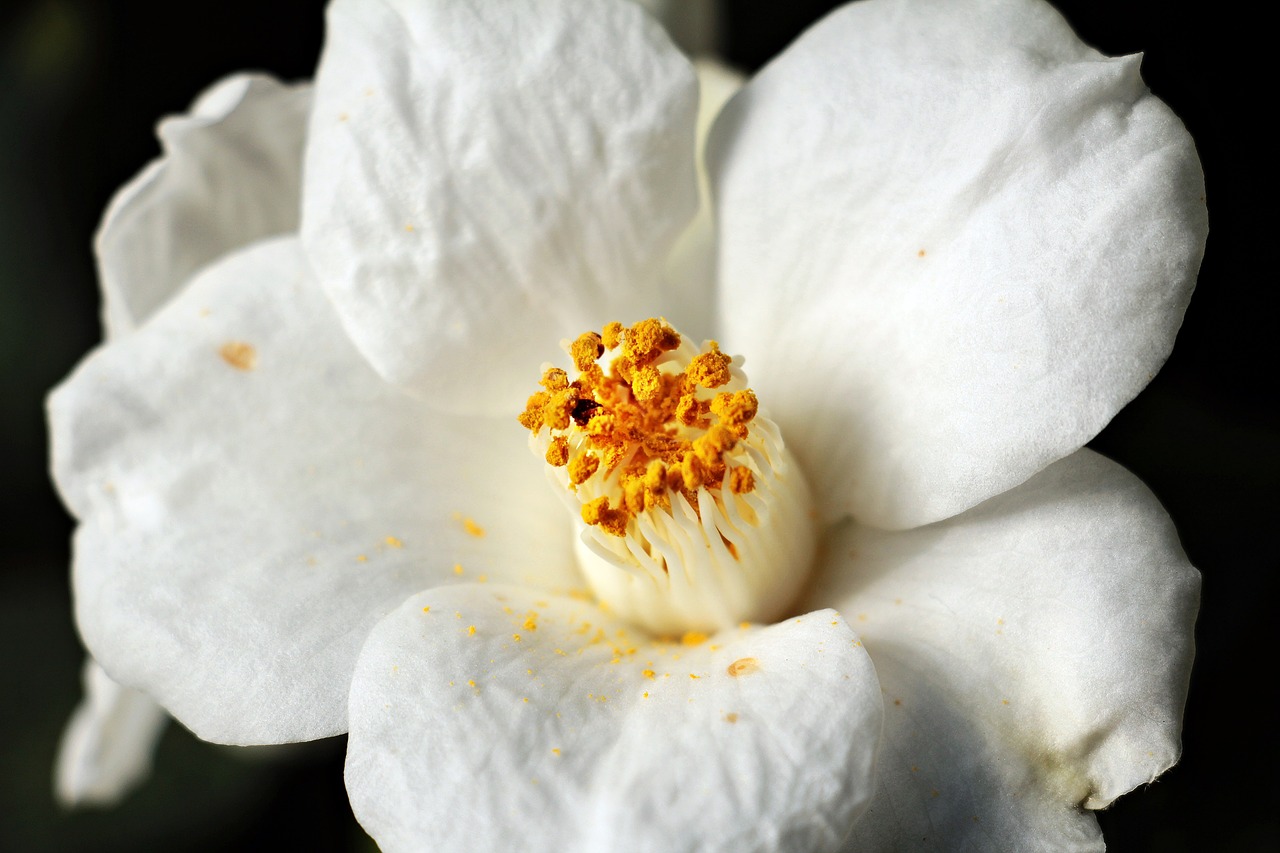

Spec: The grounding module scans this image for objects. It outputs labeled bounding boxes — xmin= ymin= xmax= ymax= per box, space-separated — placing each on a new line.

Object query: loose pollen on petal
xmin=727 ymin=657 xmax=759 ymax=677
xmin=219 ymin=341 xmax=257 ymax=371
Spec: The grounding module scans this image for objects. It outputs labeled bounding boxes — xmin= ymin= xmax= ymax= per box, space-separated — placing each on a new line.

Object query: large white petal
xmin=709 ymin=0 xmax=1208 ymax=529
xmin=50 ymin=236 xmax=579 ymax=745
xmin=301 ymin=0 xmax=700 ymax=415
xmin=346 ymin=584 xmax=882 ymax=853
xmin=662 ymin=58 xmax=746 ymax=340
xmin=55 ymin=659 xmax=168 ymax=807
xmin=802 ymin=449 xmax=1198 ymax=849
xmin=96 ymin=74 xmax=309 ymax=338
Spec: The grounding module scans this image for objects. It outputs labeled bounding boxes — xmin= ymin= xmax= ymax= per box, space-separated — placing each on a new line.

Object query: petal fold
xmin=709 ymin=0 xmax=1208 ymax=529
xmin=346 ymin=584 xmax=882 ymax=853
xmin=301 ymin=0 xmax=700 ymax=414
xmin=97 ymin=74 xmax=310 ymax=337
xmin=805 ymin=449 xmax=1198 ymax=849
xmin=50 ymin=236 xmax=578 ymax=744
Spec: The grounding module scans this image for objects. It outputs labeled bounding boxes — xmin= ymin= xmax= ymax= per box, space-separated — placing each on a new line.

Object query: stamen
xmin=518 ymin=319 xmax=816 ymax=634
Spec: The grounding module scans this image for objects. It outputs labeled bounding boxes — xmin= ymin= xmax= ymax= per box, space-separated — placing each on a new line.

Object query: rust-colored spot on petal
xmin=219 ymin=341 xmax=257 ymax=371
xmin=727 ymin=657 xmax=759 ymax=677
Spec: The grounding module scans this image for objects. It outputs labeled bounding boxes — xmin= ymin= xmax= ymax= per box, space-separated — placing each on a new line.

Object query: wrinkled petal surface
xmin=50 ymin=236 xmax=579 ymax=745
xmin=347 ymin=584 xmax=882 ymax=853
xmin=302 ymin=0 xmax=699 ymax=414
xmin=97 ymin=74 xmax=309 ymax=337
xmin=802 ymin=449 xmax=1198 ymax=849
xmin=55 ymin=659 xmax=168 ymax=807
xmin=710 ymin=0 xmax=1207 ymax=529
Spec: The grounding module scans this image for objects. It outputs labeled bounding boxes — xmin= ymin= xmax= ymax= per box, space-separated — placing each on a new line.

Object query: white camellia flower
xmin=50 ymin=0 xmax=1205 ymax=849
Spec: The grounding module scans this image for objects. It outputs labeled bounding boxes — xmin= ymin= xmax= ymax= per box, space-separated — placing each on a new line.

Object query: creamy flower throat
xmin=519 ymin=319 xmax=816 ymax=634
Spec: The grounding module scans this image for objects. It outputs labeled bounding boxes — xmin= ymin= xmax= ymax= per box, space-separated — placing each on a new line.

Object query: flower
xmin=50 ymin=0 xmax=1206 ymax=849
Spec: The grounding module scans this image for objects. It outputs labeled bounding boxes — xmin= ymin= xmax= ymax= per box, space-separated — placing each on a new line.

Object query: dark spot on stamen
xmin=571 ymin=398 xmax=603 ymax=426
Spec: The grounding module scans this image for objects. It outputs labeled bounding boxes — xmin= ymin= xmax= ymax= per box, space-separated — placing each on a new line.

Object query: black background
xmin=0 ymin=1 xmax=1272 ymax=850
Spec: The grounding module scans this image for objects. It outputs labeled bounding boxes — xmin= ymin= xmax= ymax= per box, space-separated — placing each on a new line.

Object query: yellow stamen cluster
xmin=518 ymin=319 xmax=759 ymax=537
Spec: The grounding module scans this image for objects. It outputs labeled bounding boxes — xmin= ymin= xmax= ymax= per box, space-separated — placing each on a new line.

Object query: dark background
xmin=0 ymin=1 xmax=1271 ymax=850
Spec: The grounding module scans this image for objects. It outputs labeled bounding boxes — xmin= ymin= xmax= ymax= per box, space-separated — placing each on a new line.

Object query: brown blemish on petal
xmin=219 ymin=341 xmax=257 ymax=371
xmin=727 ymin=657 xmax=759 ymax=677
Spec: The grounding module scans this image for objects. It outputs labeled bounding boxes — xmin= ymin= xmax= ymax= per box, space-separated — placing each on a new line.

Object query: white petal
xmin=709 ymin=0 xmax=1208 ymax=529
xmin=803 ymin=449 xmax=1198 ymax=849
xmin=346 ymin=584 xmax=882 ymax=853
xmin=96 ymin=74 xmax=310 ymax=338
xmin=50 ymin=236 xmax=579 ymax=745
xmin=301 ymin=0 xmax=699 ymax=415
xmin=55 ymin=659 xmax=168 ymax=808
xmin=662 ymin=58 xmax=746 ymax=339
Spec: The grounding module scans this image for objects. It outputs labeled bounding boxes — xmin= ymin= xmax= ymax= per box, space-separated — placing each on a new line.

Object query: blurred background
xmin=0 ymin=1 xmax=1271 ymax=850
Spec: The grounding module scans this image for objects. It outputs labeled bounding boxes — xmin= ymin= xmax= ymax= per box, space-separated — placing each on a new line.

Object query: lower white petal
xmin=346 ymin=584 xmax=882 ymax=853
xmin=50 ymin=236 xmax=578 ymax=745
xmin=55 ymin=659 xmax=167 ymax=808
xmin=804 ymin=449 xmax=1198 ymax=849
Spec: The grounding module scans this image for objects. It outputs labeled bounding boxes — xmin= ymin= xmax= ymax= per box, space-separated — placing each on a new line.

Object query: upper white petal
xmin=346 ymin=584 xmax=882 ymax=853
xmin=96 ymin=74 xmax=310 ymax=338
xmin=301 ymin=0 xmax=700 ymax=415
xmin=662 ymin=58 xmax=746 ymax=340
xmin=50 ymin=236 xmax=579 ymax=745
xmin=709 ymin=0 xmax=1207 ymax=529
xmin=804 ymin=449 xmax=1198 ymax=849
xmin=55 ymin=659 xmax=168 ymax=807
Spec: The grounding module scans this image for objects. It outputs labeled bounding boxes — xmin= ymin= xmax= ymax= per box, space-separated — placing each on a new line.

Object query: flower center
xmin=518 ymin=319 xmax=816 ymax=634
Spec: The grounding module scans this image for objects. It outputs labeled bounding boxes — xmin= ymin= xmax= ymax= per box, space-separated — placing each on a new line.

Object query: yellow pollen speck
xmin=545 ymin=436 xmax=570 ymax=467
xmin=513 ymin=634 xmax=522 ymax=642
xmin=739 ymin=622 xmax=751 ymax=630
xmin=570 ymin=331 xmax=605 ymax=371
xmin=681 ymin=631 xmax=709 ymax=646
xmin=686 ymin=342 xmax=731 ymax=388
xmin=554 ymin=648 xmax=565 ymax=656
xmin=642 ymin=669 xmax=655 ymax=680
xmin=551 ymin=748 xmax=561 ymax=756
xmin=689 ymin=673 xmax=700 ymax=680
xmin=422 ymin=606 xmax=430 ymax=613
xmin=727 ymin=657 xmax=759 ymax=677
xmin=602 ymin=321 xmax=623 ymax=350
xmin=478 ymin=574 xmax=488 ymax=583
xmin=569 ymin=453 xmax=600 ymax=486
xmin=453 ymin=564 xmax=464 ymax=575
xmin=219 ymin=341 xmax=257 ymax=371
xmin=725 ymin=712 xmax=739 ymax=723
xmin=385 ymin=536 xmax=403 ymax=548
xmin=917 ymin=249 xmax=927 ymax=257
xmin=404 ymin=223 xmax=415 ymax=232
xmin=522 ymin=697 xmax=529 ymax=703
xmin=467 ymin=679 xmax=476 ymax=688
xmin=1001 ymin=698 xmax=1010 ymax=705
xmin=467 ymin=625 xmax=476 ymax=636
xmin=355 ymin=555 xmax=368 ymax=563
xmin=463 ymin=517 xmax=485 ymax=537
